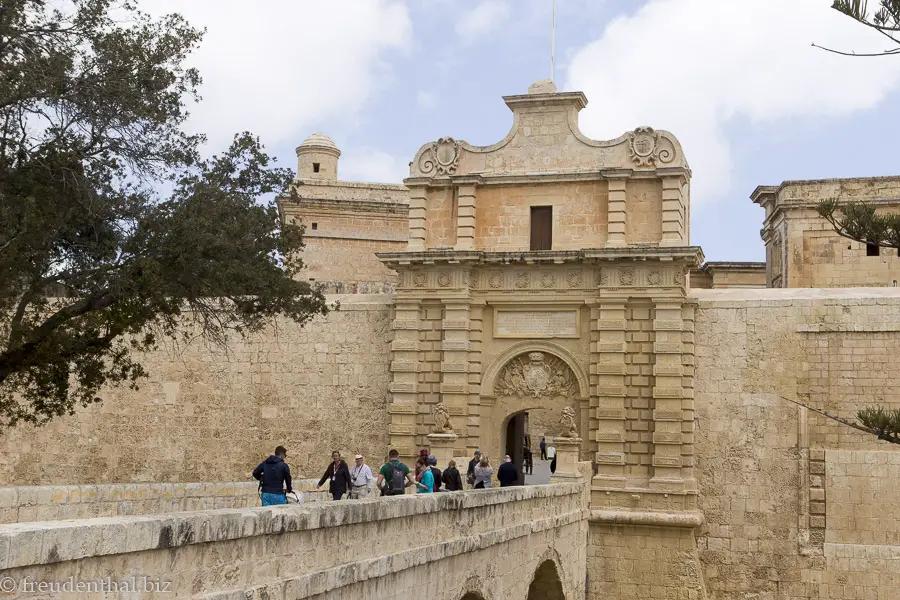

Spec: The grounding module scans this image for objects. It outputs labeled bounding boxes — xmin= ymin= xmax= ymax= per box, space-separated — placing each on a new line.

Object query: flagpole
xmin=551 ymin=0 xmax=556 ymax=82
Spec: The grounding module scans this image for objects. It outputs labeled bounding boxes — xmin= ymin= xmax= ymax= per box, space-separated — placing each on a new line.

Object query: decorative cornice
xmin=281 ymin=197 xmax=409 ymax=216
xmin=378 ymin=248 xmax=704 ymax=268
xmin=589 ymin=509 xmax=704 ymax=528
xmin=502 ymin=91 xmax=588 ymax=111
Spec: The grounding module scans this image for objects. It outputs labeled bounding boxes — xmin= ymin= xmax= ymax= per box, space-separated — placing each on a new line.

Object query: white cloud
xmin=140 ymin=0 xmax=411 ymax=151
xmin=566 ymin=0 xmax=900 ymax=205
xmin=416 ymin=90 xmax=438 ymax=110
xmin=456 ymin=0 xmax=511 ymax=43
xmin=340 ymin=149 xmax=410 ymax=184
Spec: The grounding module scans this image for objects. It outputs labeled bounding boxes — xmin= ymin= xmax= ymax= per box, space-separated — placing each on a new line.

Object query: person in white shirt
xmin=349 ymin=454 xmax=375 ymax=499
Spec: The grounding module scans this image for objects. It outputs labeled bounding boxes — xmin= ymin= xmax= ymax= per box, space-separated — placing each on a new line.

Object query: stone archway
xmin=460 ymin=594 xmax=484 ymax=600
xmin=526 ymin=559 xmax=566 ymax=600
xmin=486 ymin=348 xmax=586 ymax=481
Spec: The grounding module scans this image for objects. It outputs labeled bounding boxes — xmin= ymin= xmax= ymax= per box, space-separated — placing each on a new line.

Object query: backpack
xmin=431 ymin=466 xmax=442 ymax=491
xmin=388 ymin=462 xmax=406 ymax=494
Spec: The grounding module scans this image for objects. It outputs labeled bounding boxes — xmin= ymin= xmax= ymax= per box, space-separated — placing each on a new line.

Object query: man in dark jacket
xmin=497 ymin=454 xmax=518 ymax=487
xmin=427 ymin=455 xmax=442 ymax=492
xmin=252 ymin=445 xmax=293 ymax=506
xmin=466 ymin=450 xmax=481 ymax=487
xmin=442 ymin=460 xmax=464 ymax=491
xmin=317 ymin=451 xmax=352 ymax=500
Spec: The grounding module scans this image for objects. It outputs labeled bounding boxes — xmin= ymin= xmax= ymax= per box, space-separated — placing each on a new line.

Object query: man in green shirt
xmin=377 ymin=449 xmax=416 ymax=496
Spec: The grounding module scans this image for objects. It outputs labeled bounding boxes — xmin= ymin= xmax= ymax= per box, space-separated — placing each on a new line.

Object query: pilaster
xmin=650 ymin=299 xmax=686 ymax=489
xmin=660 ymin=174 xmax=687 ymax=247
xmin=467 ymin=301 xmax=484 ymax=453
xmin=388 ymin=300 xmax=422 ymax=456
xmin=591 ymin=301 xmax=627 ymax=486
xmin=605 ymin=176 xmax=627 ymax=248
xmin=440 ymin=297 xmax=472 ymax=457
xmin=453 ymin=176 xmax=481 ymax=251
xmin=407 ymin=185 xmax=427 ymax=251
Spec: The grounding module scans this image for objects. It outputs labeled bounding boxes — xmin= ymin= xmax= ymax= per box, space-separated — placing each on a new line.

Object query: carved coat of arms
xmin=494 ymin=352 xmax=577 ymax=398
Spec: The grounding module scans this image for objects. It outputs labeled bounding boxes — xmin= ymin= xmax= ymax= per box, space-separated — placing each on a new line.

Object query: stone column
xmin=592 ymin=301 xmax=627 ymax=486
xmin=440 ymin=298 xmax=471 ymax=456
xmin=387 ymin=300 xmax=422 ymax=457
xmin=550 ymin=436 xmax=584 ymax=482
xmin=407 ymin=184 xmax=427 ymax=251
xmin=426 ymin=433 xmax=459 ymax=468
xmin=659 ymin=172 xmax=687 ymax=247
xmin=605 ymin=173 xmax=628 ymax=248
xmin=454 ymin=176 xmax=480 ymax=251
xmin=650 ymin=299 xmax=685 ymax=488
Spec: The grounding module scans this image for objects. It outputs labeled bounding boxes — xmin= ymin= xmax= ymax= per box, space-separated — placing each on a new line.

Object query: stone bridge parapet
xmin=0 ymin=478 xmax=589 ymax=599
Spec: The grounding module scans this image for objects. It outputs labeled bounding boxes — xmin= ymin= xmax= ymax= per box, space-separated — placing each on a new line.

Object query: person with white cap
xmin=349 ymin=453 xmax=375 ymax=499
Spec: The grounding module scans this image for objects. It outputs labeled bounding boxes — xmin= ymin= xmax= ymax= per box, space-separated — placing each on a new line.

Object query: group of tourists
xmin=251 ymin=441 xmax=555 ymax=506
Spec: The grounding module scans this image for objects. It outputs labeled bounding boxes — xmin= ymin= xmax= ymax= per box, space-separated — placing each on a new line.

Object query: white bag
xmin=286 ymin=491 xmax=303 ymax=504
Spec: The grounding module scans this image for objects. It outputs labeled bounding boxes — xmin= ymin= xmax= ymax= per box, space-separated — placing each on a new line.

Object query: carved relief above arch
xmin=481 ymin=341 xmax=589 ymax=400
xmin=494 ymin=352 xmax=577 ymax=399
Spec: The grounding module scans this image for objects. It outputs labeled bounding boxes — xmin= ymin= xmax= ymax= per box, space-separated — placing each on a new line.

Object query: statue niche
xmin=494 ymin=352 xmax=577 ymax=398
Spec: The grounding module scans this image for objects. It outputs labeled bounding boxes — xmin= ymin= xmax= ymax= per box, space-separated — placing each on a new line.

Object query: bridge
xmin=0 ymin=470 xmax=589 ymax=599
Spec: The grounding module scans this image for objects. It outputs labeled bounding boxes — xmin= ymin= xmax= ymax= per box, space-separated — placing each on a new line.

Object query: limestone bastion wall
xmin=0 ymin=295 xmax=395 ymax=486
xmin=693 ymin=288 xmax=900 ymax=600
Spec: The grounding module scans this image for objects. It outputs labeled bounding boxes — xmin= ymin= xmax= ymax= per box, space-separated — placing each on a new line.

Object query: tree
xmin=814 ymin=1 xmax=900 ymax=56
xmin=0 ymin=0 xmax=328 ymax=427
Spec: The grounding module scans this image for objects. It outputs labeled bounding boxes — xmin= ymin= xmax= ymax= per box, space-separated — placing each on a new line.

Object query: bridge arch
xmin=526 ymin=558 xmax=566 ymax=599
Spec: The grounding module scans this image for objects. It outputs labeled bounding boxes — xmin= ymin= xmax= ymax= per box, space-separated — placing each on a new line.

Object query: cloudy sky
xmin=143 ymin=0 xmax=900 ymax=261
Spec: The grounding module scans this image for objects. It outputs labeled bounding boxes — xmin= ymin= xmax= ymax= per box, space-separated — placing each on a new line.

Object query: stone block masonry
xmin=693 ymin=287 xmax=900 ymax=600
xmin=0 ymin=295 xmax=394 ymax=485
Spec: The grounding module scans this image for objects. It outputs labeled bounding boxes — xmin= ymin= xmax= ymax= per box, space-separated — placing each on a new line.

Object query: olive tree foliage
xmin=0 ymin=0 xmax=328 ymax=427
xmin=814 ymin=1 xmax=900 ymax=56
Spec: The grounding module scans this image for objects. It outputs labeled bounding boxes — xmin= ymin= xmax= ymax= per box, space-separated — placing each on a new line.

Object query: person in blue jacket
xmin=415 ymin=458 xmax=434 ymax=493
xmin=252 ymin=445 xmax=293 ymax=506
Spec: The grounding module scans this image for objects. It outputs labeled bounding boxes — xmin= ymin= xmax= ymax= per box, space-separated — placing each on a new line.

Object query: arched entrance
xmin=487 ymin=349 xmax=586 ymax=481
xmin=526 ymin=559 xmax=565 ymax=600
xmin=459 ymin=594 xmax=484 ymax=600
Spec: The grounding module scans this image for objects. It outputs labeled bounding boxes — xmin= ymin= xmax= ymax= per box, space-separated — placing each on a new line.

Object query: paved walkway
xmin=524 ymin=457 xmax=553 ymax=485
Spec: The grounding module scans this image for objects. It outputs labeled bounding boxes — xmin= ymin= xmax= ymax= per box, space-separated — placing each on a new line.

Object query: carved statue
xmin=559 ymin=406 xmax=578 ymax=438
xmin=494 ymin=352 xmax=577 ymax=398
xmin=432 ymin=403 xmax=453 ymax=434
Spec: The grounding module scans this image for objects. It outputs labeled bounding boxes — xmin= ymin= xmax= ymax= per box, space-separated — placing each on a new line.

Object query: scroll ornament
xmin=629 ymin=127 xmax=676 ymax=167
xmin=417 ymin=137 xmax=461 ymax=176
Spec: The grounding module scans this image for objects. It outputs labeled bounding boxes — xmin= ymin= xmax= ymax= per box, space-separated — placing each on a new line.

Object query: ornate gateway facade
xmin=377 ymin=80 xmax=703 ymax=523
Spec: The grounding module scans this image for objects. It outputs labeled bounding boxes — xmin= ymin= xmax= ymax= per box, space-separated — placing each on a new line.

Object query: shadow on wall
xmin=527 ymin=559 xmax=565 ymax=600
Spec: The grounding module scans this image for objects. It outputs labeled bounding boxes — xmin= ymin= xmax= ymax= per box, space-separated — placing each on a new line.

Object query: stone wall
xmin=474 ymin=182 xmax=610 ymax=251
xmin=692 ymin=287 xmax=900 ymax=600
xmin=0 ymin=482 xmax=588 ymax=600
xmin=0 ymin=295 xmax=394 ymax=485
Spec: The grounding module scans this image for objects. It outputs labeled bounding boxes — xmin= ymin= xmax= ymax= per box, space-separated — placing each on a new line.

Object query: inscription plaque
xmin=495 ymin=309 xmax=579 ymax=338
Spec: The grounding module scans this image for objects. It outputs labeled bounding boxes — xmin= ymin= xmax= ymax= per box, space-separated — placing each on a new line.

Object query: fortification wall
xmin=693 ymin=288 xmax=900 ymax=599
xmin=0 ymin=295 xmax=394 ymax=486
